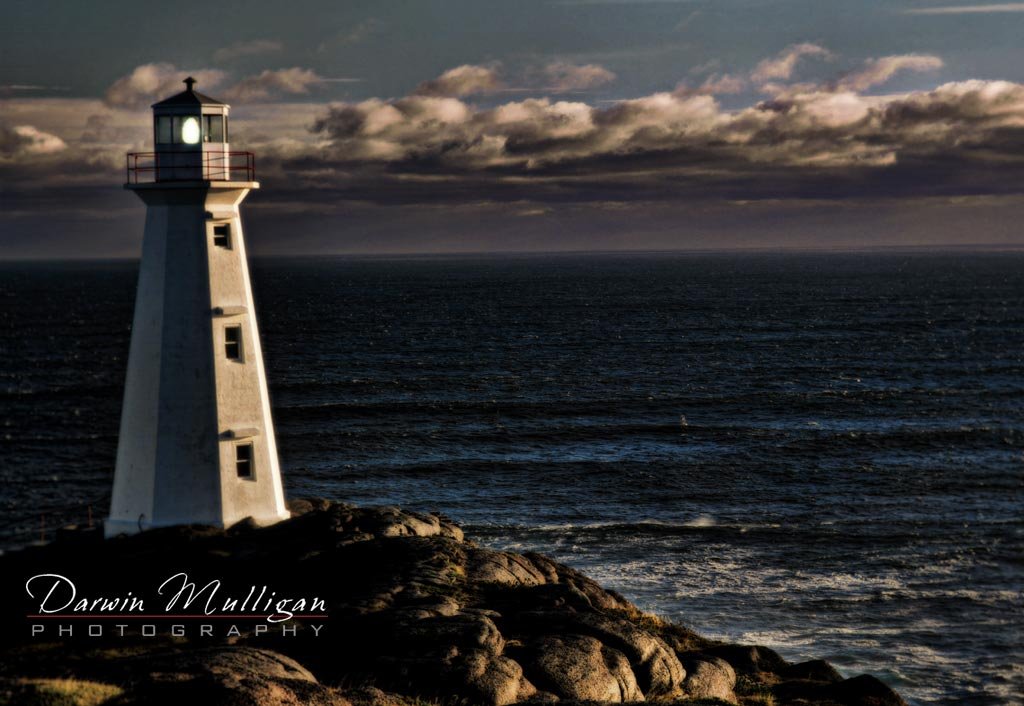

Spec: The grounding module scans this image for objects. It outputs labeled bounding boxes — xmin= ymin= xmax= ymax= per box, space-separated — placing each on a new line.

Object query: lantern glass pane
xmin=204 ymin=115 xmax=224 ymax=142
xmin=156 ymin=116 xmax=172 ymax=143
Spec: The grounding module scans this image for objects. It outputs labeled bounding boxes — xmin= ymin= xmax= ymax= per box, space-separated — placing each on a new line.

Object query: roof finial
xmin=183 ymin=76 xmax=196 ymax=91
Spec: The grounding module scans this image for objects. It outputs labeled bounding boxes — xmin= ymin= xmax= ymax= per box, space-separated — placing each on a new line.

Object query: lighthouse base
xmin=104 ymin=509 xmax=291 ymax=539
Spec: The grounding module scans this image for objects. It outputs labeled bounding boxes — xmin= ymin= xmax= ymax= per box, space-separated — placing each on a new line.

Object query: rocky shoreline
xmin=0 ymin=500 xmax=907 ymax=706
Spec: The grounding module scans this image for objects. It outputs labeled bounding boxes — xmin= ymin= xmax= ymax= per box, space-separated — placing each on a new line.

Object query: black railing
xmin=126 ymin=151 xmax=255 ymax=184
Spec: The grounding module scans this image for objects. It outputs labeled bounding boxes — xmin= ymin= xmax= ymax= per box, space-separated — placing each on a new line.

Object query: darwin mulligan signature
xmin=24 ymin=572 xmax=327 ymax=638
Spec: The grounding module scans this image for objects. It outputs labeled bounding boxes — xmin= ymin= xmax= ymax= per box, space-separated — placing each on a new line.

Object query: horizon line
xmin=1 ymin=242 xmax=1022 ymax=264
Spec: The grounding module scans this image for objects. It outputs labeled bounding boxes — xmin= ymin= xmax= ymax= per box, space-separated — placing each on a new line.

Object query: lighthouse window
xmin=235 ymin=443 xmax=254 ymax=479
xmin=224 ymin=325 xmax=243 ymax=360
xmin=170 ymin=117 xmax=184 ymax=143
xmin=213 ymin=224 xmax=231 ymax=248
xmin=156 ymin=116 xmax=173 ymax=144
xmin=204 ymin=115 xmax=224 ymax=142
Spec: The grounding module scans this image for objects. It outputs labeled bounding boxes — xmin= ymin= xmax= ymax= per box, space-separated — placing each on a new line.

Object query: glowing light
xmin=181 ymin=117 xmax=201 ymax=144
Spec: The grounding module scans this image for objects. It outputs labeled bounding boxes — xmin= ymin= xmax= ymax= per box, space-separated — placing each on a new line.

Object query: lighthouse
xmin=105 ymin=78 xmax=289 ymax=537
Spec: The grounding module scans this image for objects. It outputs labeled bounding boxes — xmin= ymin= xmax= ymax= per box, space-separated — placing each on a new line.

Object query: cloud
xmin=555 ymin=0 xmax=704 ymax=4
xmin=903 ymin=3 xmax=1024 ymax=13
xmin=298 ymin=74 xmax=1024 ymax=211
xmin=751 ymin=43 xmax=833 ymax=82
xmin=0 ymin=84 xmax=69 ymax=96
xmin=837 ymin=54 xmax=944 ymax=92
xmin=12 ymin=125 xmax=67 ymax=155
xmin=411 ymin=62 xmax=613 ymax=98
xmin=414 ymin=64 xmax=503 ymax=97
xmin=675 ymin=73 xmax=748 ymax=96
xmin=10 ymin=60 xmax=1024 ymax=233
xmin=104 ymin=63 xmax=226 ymax=109
xmin=222 ymin=67 xmax=343 ymax=102
xmin=0 ymin=123 xmax=67 ymax=161
xmin=106 ymin=64 xmax=359 ymax=107
xmin=8 ymin=53 xmax=1024 ymax=257
xmin=212 ymin=39 xmax=283 ymax=63
xmin=700 ymin=74 xmax=747 ymax=94
xmin=540 ymin=62 xmax=616 ymax=91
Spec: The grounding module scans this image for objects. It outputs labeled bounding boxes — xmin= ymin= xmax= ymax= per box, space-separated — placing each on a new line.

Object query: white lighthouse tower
xmin=105 ymin=78 xmax=289 ymax=537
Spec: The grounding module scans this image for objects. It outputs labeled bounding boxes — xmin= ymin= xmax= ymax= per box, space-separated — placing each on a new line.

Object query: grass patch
xmin=739 ymin=696 xmax=776 ymax=706
xmin=609 ymin=606 xmax=713 ymax=652
xmin=735 ymin=674 xmax=777 ymax=705
xmin=1 ymin=678 xmax=123 ymax=706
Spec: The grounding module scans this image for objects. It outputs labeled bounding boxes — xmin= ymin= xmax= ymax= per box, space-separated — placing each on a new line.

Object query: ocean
xmin=0 ymin=252 xmax=1021 ymax=705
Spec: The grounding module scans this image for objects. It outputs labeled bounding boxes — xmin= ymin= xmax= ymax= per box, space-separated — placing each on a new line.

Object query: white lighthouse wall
xmin=106 ymin=205 xmax=167 ymax=533
xmin=107 ymin=189 xmax=222 ymax=535
xmin=106 ymin=184 xmax=288 ymax=537
xmin=205 ymin=188 xmax=289 ymax=526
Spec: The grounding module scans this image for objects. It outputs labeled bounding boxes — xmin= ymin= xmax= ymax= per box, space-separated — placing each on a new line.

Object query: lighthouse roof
xmin=152 ymin=77 xmax=227 ymax=109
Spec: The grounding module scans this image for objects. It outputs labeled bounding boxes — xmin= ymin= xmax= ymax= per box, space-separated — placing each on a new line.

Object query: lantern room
xmin=153 ymin=76 xmax=229 ymax=150
xmin=126 ymin=76 xmax=253 ymax=183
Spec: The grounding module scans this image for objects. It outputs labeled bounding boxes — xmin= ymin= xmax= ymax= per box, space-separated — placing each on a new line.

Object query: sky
xmin=2 ymin=0 xmax=1024 ymax=258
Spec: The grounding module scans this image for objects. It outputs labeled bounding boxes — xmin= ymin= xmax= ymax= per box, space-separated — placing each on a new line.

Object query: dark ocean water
xmin=1 ymin=253 xmax=1022 ymax=705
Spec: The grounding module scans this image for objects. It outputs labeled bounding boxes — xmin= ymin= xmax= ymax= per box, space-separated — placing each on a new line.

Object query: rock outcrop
xmin=0 ymin=500 xmax=907 ymax=706
xmin=682 ymin=657 xmax=737 ymax=703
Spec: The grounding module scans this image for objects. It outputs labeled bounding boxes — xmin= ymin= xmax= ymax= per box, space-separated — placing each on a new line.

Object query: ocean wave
xmin=469 ymin=516 xmax=797 ymax=537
